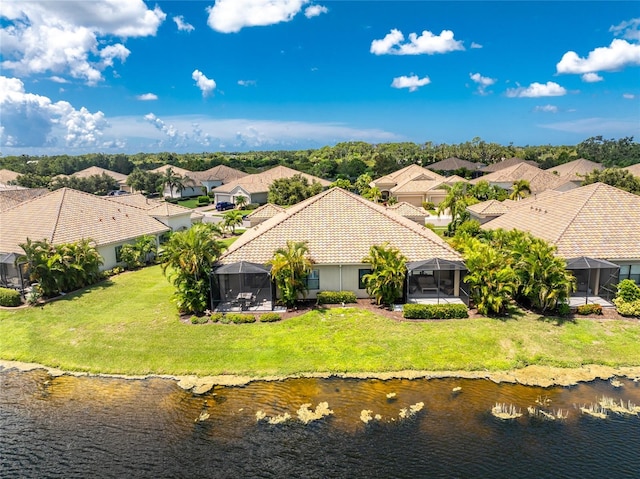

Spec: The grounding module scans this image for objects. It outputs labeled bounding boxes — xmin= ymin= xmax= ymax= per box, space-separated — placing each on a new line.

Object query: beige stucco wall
xmin=303 ymin=264 xmax=371 ymax=299
xmin=155 ymin=214 xmax=193 ymax=232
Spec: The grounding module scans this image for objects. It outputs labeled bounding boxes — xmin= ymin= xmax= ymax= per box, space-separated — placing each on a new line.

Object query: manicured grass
xmin=176 ymin=198 xmax=201 ymax=209
xmin=1 ymin=265 xmax=639 ymax=377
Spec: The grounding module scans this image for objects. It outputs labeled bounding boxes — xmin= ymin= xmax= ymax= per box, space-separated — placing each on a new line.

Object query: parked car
xmin=216 ymin=201 xmax=235 ymax=211
xmin=107 ymin=190 xmax=129 ymax=196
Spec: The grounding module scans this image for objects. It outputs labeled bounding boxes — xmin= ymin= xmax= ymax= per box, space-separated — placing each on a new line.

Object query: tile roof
xmin=213 ymin=165 xmax=330 ymax=194
xmin=547 ymin=158 xmax=603 ymax=180
xmin=0 ymin=169 xmax=20 ymax=184
xmin=471 ymin=162 xmax=563 ymax=193
xmin=466 ymin=199 xmax=511 ymax=216
xmin=480 ymin=157 xmax=538 ymax=173
xmin=624 ymin=163 xmax=640 ymax=177
xmin=219 ymin=187 xmax=462 ymax=265
xmin=426 ymin=157 xmax=484 ymax=171
xmin=386 ymin=202 xmax=428 ymax=217
xmin=0 ymin=188 xmax=49 ymax=212
xmin=372 ymin=164 xmax=444 ymax=187
xmin=481 ymin=183 xmax=640 ymax=260
xmin=245 ymin=203 xmax=286 ymax=220
xmin=0 ymin=188 xmax=169 ymax=254
xmin=188 ymin=164 xmax=248 ymax=183
xmin=71 ymin=166 xmax=128 ymax=182
xmin=105 ymin=193 xmax=195 ymax=217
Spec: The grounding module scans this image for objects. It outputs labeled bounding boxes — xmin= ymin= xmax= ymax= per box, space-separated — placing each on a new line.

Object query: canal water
xmin=1 ymin=369 xmax=639 ymax=478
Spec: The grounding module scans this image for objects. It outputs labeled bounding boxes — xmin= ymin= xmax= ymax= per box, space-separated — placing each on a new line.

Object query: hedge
xmin=576 ymin=304 xmax=603 ymax=315
xmin=0 ymin=287 xmax=22 ymax=307
xmin=316 ymin=291 xmax=358 ymax=305
xmin=259 ymin=312 xmax=282 ymax=322
xmin=225 ymin=312 xmax=256 ymax=324
xmin=613 ymin=298 xmax=640 ymax=317
xmin=403 ymin=303 xmax=468 ymax=320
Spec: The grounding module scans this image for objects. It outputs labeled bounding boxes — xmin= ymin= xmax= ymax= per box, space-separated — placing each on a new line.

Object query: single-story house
xmin=624 ymin=163 xmax=640 ymax=178
xmin=0 ymin=187 xmax=170 ymax=290
xmin=470 ymin=162 xmax=565 ymax=194
xmin=390 ymin=174 xmax=468 ymax=207
xmin=150 ymin=165 xmax=204 ymax=198
xmin=71 ymin=166 xmax=131 ymax=192
xmin=386 ymin=202 xmax=428 ymax=225
xmin=189 ymin=164 xmax=248 ymax=194
xmin=370 ymin=164 xmax=444 ymax=200
xmin=106 ymin=193 xmax=202 ymax=231
xmin=426 ymin=157 xmax=485 ymax=177
xmin=212 ymin=165 xmax=331 ymax=206
xmin=212 ymin=187 xmax=467 ymax=310
xmin=0 ymin=169 xmax=20 ymax=187
xmin=481 ymin=182 xmax=640 ymax=293
xmin=479 ymin=157 xmax=539 ymax=174
xmin=245 ymin=203 xmax=286 ymax=227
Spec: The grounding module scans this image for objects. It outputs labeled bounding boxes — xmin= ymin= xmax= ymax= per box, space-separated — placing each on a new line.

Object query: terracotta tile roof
xmin=471 ymin=162 xmax=563 ymax=193
xmin=245 ymin=203 xmax=286 ymax=220
xmin=188 ymin=164 xmax=248 ymax=183
xmin=426 ymin=157 xmax=484 ymax=171
xmin=0 ymin=169 xmax=20 ymax=184
xmin=106 ymin=193 xmax=195 ymax=217
xmin=372 ymin=164 xmax=444 ymax=187
xmin=213 ymin=165 xmax=330 ymax=194
xmin=547 ymin=158 xmax=603 ymax=180
xmin=71 ymin=166 xmax=128 ymax=183
xmin=481 ymin=183 xmax=640 ymax=260
xmin=467 ymin=199 xmax=511 ymax=216
xmin=0 ymin=188 xmax=169 ymax=254
xmin=624 ymin=163 xmax=640 ymax=177
xmin=150 ymin=164 xmax=193 ymax=176
xmin=0 ymin=188 xmax=49 ymax=212
xmin=481 ymin=157 xmax=538 ymax=173
xmin=219 ymin=187 xmax=462 ymax=265
xmin=387 ymin=202 xmax=427 ymax=217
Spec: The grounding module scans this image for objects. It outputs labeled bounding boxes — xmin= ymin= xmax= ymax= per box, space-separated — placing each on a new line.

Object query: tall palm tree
xmin=234 ymin=195 xmax=248 ymax=209
xmin=362 ymin=243 xmax=407 ymax=306
xmin=437 ymin=182 xmax=478 ymax=235
xmin=161 ymin=223 xmax=225 ymax=313
xmin=223 ymin=210 xmax=244 ymax=234
xmin=267 ymin=240 xmax=313 ymax=308
xmin=161 ymin=167 xmax=186 ymax=199
xmin=509 ymin=179 xmax=531 ymax=200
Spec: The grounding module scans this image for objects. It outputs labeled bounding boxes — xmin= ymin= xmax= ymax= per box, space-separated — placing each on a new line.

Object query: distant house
xmin=0 ymin=188 xmax=170 ymax=289
xmin=0 ymin=169 xmax=20 ymax=187
xmin=213 ymin=187 xmax=466 ymax=310
xmin=466 ymin=200 xmax=513 ymax=224
xmin=371 ymin=164 xmax=444 ymax=200
xmin=480 ymin=157 xmax=538 ymax=174
xmin=245 ymin=203 xmax=286 ymax=227
xmin=470 ymin=162 xmax=565 ymax=194
xmin=189 ymin=165 xmax=248 ymax=194
xmin=211 ymin=165 xmax=330 ymax=206
xmin=71 ymin=166 xmax=131 ymax=192
xmin=426 ymin=157 xmax=484 ymax=177
xmin=481 ymin=182 xmax=640 ymax=290
xmin=546 ymin=158 xmax=603 ymax=189
xmin=106 ymin=193 xmax=202 ymax=231
xmin=150 ymin=165 xmax=203 ymax=198
xmin=390 ymin=174 xmax=468 ymax=207
xmin=386 ymin=202 xmax=428 ymax=225
xmin=624 ymin=163 xmax=640 ymax=178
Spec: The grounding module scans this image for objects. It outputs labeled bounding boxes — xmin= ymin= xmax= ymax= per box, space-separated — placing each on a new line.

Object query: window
xmin=305 ymin=269 xmax=320 ymax=290
xmin=358 ymin=268 xmax=372 ymax=289
xmin=115 ymin=245 xmax=123 ymax=263
xmin=619 ymin=264 xmax=640 ymax=285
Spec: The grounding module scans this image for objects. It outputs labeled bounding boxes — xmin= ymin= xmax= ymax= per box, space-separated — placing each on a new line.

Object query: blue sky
xmin=1 ymin=1 xmax=639 ymax=155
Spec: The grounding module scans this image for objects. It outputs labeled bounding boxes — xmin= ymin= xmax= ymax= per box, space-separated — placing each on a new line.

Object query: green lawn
xmin=1 ymin=265 xmax=639 ymax=377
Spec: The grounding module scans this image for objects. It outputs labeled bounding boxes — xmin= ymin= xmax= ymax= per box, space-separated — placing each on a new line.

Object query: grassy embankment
xmin=1 ymin=265 xmax=639 ymax=377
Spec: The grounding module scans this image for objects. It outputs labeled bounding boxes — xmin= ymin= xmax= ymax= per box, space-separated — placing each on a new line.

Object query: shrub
xmin=165 ymin=197 xmax=179 ymax=204
xmin=219 ymin=314 xmax=232 ymax=324
xmin=225 ymin=312 xmax=256 ymax=324
xmin=259 ymin=312 xmax=282 ymax=322
xmin=197 ymin=195 xmax=210 ymax=205
xmin=316 ymin=291 xmax=357 ymax=305
xmin=576 ymin=304 xmax=603 ymax=315
xmin=616 ymin=279 xmax=640 ymax=303
xmin=555 ymin=302 xmax=571 ymax=316
xmin=613 ymin=298 xmax=640 ymax=317
xmin=246 ymin=203 xmax=260 ymax=210
xmin=210 ymin=312 xmax=224 ymax=323
xmin=422 ymin=201 xmax=435 ymax=210
xmin=190 ymin=315 xmax=209 ymax=324
xmin=104 ymin=266 xmax=124 ymax=277
xmin=403 ymin=303 xmax=469 ymax=319
xmin=0 ymin=288 xmax=22 ymax=307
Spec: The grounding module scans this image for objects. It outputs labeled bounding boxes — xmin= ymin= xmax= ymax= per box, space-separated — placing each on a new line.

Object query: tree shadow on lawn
xmin=40 ymin=279 xmax=116 ymax=306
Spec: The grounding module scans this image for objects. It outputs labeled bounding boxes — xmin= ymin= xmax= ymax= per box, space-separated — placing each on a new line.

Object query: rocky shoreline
xmin=2 ymin=359 xmax=639 ymax=393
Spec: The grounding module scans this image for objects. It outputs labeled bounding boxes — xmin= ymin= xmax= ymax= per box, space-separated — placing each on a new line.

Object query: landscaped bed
xmin=0 ymin=265 xmax=639 ymax=379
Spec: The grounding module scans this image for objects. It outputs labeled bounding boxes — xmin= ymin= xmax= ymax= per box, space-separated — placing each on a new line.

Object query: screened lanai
xmin=565 ymin=256 xmax=619 ymax=306
xmin=0 ymin=252 xmax=27 ymax=292
xmin=406 ymin=258 xmax=468 ymax=305
xmin=211 ymin=261 xmax=274 ymax=311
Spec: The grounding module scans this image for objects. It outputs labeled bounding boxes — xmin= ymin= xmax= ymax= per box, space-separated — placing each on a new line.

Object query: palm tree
xmin=362 ymin=243 xmax=407 ymax=306
xmin=267 ymin=240 xmax=313 ymax=308
xmin=161 ymin=223 xmax=225 ymax=313
xmin=234 ymin=195 xmax=248 ymax=209
xmin=437 ymin=182 xmax=478 ymax=235
xmin=161 ymin=167 xmax=186 ymax=199
xmin=509 ymin=179 xmax=531 ymax=200
xmin=223 ymin=210 xmax=244 ymax=234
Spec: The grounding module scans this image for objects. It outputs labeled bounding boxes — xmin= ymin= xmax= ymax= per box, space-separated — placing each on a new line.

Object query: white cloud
xmin=206 ymin=0 xmax=308 ymax=33
xmin=556 ymin=39 xmax=640 ymax=74
xmin=192 ymin=70 xmax=216 ymax=97
xmin=470 ymin=42 xmax=483 ymax=49
xmin=50 ymin=76 xmax=69 ymax=84
xmin=370 ymin=28 xmax=465 ymax=55
xmin=238 ymin=80 xmax=257 ymax=86
xmin=0 ymin=0 xmax=165 ymax=85
xmin=136 ymin=93 xmax=158 ymax=101
xmin=581 ymin=72 xmax=603 ymax=82
xmin=469 ymin=72 xmax=496 ymax=95
xmin=173 ymin=15 xmax=195 ymax=32
xmin=0 ymin=76 xmax=107 ymax=147
xmin=391 ymin=75 xmax=431 ymax=92
xmin=304 ymin=5 xmax=328 ymax=18
xmin=539 ymin=117 xmax=640 ymax=136
xmin=610 ymin=18 xmax=640 ymax=41
xmin=505 ymin=81 xmax=567 ymax=98
xmin=623 ymin=93 xmax=636 ymax=99
xmin=534 ymin=105 xmax=558 ymax=113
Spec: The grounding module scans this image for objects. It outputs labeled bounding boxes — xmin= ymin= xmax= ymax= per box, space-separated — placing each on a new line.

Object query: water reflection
xmin=1 ymin=369 xmax=639 ymax=478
